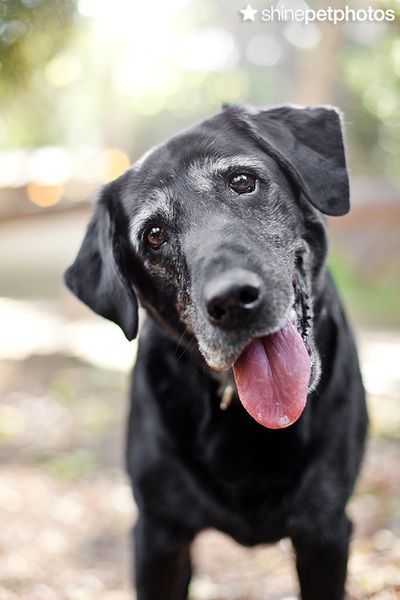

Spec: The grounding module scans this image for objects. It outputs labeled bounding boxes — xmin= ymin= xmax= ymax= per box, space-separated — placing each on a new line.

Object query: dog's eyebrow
xmin=129 ymin=189 xmax=173 ymax=252
xmin=187 ymin=156 xmax=268 ymax=192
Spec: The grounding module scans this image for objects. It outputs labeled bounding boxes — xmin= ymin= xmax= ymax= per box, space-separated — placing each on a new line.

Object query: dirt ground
xmin=0 ymin=350 xmax=399 ymax=600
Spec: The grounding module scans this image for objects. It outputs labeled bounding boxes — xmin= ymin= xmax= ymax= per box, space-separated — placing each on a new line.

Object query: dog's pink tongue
xmin=233 ymin=321 xmax=311 ymax=429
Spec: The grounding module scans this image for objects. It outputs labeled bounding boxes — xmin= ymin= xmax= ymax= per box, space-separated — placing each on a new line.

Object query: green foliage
xmin=35 ymin=448 xmax=98 ymax=480
xmin=341 ymin=3 xmax=400 ymax=185
xmin=329 ymin=251 xmax=400 ymax=327
xmin=0 ymin=0 xmax=78 ymax=97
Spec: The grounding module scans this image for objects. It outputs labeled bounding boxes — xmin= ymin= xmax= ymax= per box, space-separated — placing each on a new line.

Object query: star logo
xmin=240 ymin=4 xmax=258 ymax=21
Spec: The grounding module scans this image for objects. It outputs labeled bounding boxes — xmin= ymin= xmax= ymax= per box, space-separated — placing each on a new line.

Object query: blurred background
xmin=0 ymin=0 xmax=399 ymax=598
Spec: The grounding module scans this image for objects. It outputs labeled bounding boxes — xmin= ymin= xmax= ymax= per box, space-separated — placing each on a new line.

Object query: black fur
xmin=65 ymin=104 xmax=368 ymax=600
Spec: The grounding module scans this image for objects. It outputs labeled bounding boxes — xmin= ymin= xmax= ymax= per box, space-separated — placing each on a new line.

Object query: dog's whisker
xmin=174 ymin=328 xmax=195 ymax=363
xmin=174 ymin=327 xmax=189 ymax=354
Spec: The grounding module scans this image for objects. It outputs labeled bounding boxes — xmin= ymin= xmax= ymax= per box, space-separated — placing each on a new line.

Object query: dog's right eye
xmin=228 ymin=173 xmax=257 ymax=194
xmin=145 ymin=226 xmax=168 ymax=250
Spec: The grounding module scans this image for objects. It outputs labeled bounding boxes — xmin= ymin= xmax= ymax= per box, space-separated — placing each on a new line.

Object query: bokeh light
xmin=97 ymin=148 xmax=131 ymax=183
xmin=27 ymin=183 xmax=64 ymax=207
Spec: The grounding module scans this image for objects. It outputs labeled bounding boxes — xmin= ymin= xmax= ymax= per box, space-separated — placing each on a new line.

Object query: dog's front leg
xmin=291 ymin=513 xmax=352 ymax=600
xmin=133 ymin=516 xmax=192 ymax=600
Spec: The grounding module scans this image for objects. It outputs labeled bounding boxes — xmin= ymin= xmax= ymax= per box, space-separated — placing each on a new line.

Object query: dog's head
xmin=65 ymin=104 xmax=349 ymax=429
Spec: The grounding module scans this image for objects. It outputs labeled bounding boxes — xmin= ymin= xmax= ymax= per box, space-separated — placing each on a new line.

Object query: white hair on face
xmin=129 ymin=188 xmax=173 ymax=252
xmin=186 ymin=155 xmax=267 ymax=192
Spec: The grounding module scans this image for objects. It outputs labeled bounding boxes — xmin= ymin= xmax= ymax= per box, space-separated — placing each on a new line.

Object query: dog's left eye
xmin=229 ymin=173 xmax=257 ymax=194
xmin=145 ymin=226 xmax=168 ymax=250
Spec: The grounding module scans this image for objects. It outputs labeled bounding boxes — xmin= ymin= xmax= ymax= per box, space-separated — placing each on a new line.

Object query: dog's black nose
xmin=204 ymin=269 xmax=262 ymax=328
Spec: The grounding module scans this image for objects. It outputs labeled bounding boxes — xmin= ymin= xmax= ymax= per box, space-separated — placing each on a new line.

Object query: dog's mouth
xmin=232 ymin=273 xmax=313 ymax=430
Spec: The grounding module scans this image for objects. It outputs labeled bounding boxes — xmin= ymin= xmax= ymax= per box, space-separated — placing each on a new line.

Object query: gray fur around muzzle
xmin=183 ymin=234 xmax=295 ymax=371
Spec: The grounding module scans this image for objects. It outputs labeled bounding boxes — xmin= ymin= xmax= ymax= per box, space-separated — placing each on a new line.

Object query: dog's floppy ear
xmin=227 ymin=104 xmax=350 ymax=216
xmin=64 ymin=182 xmax=138 ymax=340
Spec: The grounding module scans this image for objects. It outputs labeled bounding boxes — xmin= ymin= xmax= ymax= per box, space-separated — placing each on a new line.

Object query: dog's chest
xmin=177 ymin=402 xmax=308 ymax=543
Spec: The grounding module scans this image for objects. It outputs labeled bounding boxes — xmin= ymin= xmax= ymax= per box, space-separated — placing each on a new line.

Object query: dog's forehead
xmin=130 ymin=111 xmax=260 ymax=182
xmin=132 ymin=133 xmax=211 ymax=182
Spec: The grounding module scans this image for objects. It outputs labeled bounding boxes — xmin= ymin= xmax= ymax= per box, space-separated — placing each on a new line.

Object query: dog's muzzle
xmin=199 ymin=267 xmax=314 ymax=430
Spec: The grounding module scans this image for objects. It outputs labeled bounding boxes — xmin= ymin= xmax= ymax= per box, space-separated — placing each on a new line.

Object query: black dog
xmin=65 ymin=104 xmax=368 ymax=600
